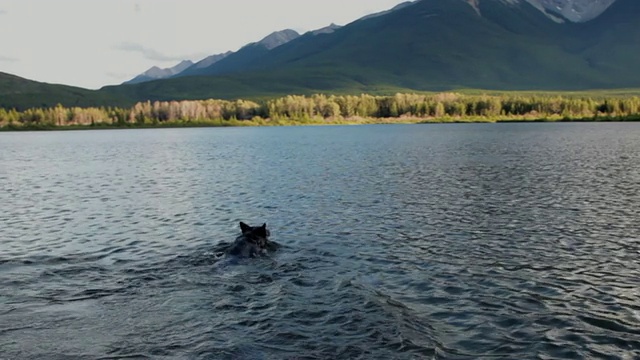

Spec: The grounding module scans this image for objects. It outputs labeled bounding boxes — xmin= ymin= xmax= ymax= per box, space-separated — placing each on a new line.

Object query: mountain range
xmin=123 ymin=0 xmax=616 ymax=85
xmin=1 ymin=0 xmax=638 ymax=110
xmin=125 ymin=26 xmax=338 ymax=84
xmin=124 ymin=60 xmax=195 ymax=85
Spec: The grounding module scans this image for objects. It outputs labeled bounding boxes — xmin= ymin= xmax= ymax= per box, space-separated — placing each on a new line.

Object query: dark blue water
xmin=1 ymin=123 xmax=640 ymax=359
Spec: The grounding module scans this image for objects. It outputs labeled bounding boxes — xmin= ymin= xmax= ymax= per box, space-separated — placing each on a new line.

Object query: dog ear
xmin=240 ymin=222 xmax=251 ymax=234
xmin=254 ymin=223 xmax=268 ymax=238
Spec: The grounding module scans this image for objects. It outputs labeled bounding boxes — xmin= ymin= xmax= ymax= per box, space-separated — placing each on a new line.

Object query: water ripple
xmin=1 ymin=124 xmax=640 ymax=359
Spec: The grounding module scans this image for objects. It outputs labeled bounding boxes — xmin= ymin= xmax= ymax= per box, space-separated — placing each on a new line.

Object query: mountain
xmin=4 ymin=0 xmax=640 ymax=109
xmin=258 ymin=29 xmax=301 ymax=50
xmin=176 ymin=29 xmax=300 ymax=78
xmin=124 ymin=52 xmax=234 ymax=85
xmin=124 ymin=30 xmax=300 ymax=84
xmin=0 ymin=72 xmax=128 ymax=110
xmin=530 ymin=0 xmax=616 ymax=22
xmin=310 ymin=23 xmax=342 ymax=35
xmin=359 ymin=1 xmax=418 ymax=20
xmin=190 ymin=51 xmax=233 ymax=70
xmin=123 ymin=60 xmax=195 ymax=85
xmin=568 ymin=0 xmax=640 ymax=81
xmin=100 ymin=0 xmax=640 ymax=103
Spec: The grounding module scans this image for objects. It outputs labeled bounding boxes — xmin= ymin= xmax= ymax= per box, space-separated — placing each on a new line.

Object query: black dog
xmin=226 ymin=222 xmax=273 ymax=258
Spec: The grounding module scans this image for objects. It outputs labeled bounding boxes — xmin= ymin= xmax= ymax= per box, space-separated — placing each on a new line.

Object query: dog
xmin=226 ymin=222 xmax=273 ymax=258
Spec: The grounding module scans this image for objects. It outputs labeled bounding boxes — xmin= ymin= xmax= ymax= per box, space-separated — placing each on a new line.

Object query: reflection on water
xmin=1 ymin=124 xmax=639 ymax=359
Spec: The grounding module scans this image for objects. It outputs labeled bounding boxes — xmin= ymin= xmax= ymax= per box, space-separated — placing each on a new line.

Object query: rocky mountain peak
xmin=460 ymin=0 xmax=616 ymax=22
xmin=530 ymin=0 xmax=616 ymax=22
xmin=257 ymin=29 xmax=300 ymax=50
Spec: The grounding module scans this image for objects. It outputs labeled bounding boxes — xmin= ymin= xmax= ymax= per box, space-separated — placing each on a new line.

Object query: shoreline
xmin=3 ymin=92 xmax=640 ymax=131
xmin=1 ymin=115 xmax=639 ymax=132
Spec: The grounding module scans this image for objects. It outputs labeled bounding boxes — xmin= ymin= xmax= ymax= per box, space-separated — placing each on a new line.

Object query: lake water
xmin=1 ymin=123 xmax=639 ymax=359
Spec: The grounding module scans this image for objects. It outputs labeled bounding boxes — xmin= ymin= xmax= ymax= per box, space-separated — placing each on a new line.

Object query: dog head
xmin=239 ymin=222 xmax=270 ymax=248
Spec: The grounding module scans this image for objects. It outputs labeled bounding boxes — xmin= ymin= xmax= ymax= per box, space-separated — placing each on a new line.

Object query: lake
xmin=1 ymin=123 xmax=639 ymax=359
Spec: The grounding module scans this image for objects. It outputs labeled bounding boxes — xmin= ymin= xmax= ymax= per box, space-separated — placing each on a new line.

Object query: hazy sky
xmin=0 ymin=0 xmax=407 ymax=89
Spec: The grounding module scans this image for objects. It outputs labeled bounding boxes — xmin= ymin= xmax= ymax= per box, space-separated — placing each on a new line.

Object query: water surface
xmin=1 ymin=124 xmax=640 ymax=359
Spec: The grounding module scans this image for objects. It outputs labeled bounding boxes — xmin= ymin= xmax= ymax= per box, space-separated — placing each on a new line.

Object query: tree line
xmin=2 ymin=92 xmax=640 ymax=129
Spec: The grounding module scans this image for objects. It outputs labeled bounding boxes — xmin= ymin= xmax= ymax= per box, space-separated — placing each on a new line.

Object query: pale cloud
xmin=106 ymin=72 xmax=135 ymax=80
xmin=114 ymin=42 xmax=207 ymax=63
xmin=0 ymin=10 xmax=7 ymax=15
xmin=0 ymin=56 xmax=18 ymax=63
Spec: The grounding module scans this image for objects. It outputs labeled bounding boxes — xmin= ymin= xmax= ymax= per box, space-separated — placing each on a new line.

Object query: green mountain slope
xmin=569 ymin=0 xmax=640 ymax=84
xmin=177 ymin=44 xmax=273 ymax=79
xmin=255 ymin=0 xmax=587 ymax=89
xmin=102 ymin=0 xmax=640 ymax=103
xmin=175 ymin=30 xmax=300 ymax=79
xmin=102 ymin=66 xmax=414 ymax=102
xmin=0 ymin=72 xmax=130 ymax=110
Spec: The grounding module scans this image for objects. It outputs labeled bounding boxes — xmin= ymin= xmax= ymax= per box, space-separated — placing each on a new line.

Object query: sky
xmin=0 ymin=0 xmax=407 ymax=89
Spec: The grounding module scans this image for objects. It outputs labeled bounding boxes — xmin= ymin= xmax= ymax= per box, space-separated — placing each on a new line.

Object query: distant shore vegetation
xmin=1 ymin=92 xmax=640 ymax=130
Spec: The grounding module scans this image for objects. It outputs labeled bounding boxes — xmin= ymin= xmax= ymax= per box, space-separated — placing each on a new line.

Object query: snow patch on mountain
xmin=532 ymin=0 xmax=615 ymax=22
